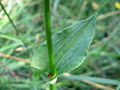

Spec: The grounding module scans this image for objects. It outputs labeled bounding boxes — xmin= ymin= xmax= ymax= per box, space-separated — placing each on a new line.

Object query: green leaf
xmin=31 ymin=14 xmax=97 ymax=77
xmin=31 ymin=43 xmax=49 ymax=75
xmin=62 ymin=75 xmax=120 ymax=85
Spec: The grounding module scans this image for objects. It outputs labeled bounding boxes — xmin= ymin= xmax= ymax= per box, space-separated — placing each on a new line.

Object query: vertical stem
xmin=0 ymin=1 xmax=19 ymax=35
xmin=43 ymin=0 xmax=56 ymax=90
xmin=50 ymin=84 xmax=56 ymax=90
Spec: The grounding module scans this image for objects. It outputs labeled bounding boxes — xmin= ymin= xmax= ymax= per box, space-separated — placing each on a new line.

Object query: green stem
xmin=43 ymin=0 xmax=56 ymax=90
xmin=50 ymin=84 xmax=56 ymax=90
xmin=0 ymin=1 xmax=18 ymax=35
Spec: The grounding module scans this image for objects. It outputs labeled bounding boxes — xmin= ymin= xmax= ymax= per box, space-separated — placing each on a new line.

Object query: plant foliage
xmin=31 ymin=14 xmax=97 ymax=78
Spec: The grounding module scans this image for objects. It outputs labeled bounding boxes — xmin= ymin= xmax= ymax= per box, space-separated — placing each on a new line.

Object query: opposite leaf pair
xmin=31 ymin=14 xmax=97 ymax=79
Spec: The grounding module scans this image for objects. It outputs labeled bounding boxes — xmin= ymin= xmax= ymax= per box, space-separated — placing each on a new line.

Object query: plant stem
xmin=0 ymin=1 xmax=18 ymax=35
xmin=43 ymin=0 xmax=56 ymax=90
xmin=50 ymin=84 xmax=56 ymax=90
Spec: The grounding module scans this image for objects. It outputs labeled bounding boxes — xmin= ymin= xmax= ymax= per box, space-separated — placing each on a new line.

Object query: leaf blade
xmin=31 ymin=14 xmax=97 ymax=77
xmin=54 ymin=15 xmax=96 ymax=76
xmin=31 ymin=43 xmax=49 ymax=75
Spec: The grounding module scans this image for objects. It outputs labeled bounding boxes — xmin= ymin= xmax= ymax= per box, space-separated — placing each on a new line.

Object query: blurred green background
xmin=0 ymin=0 xmax=120 ymax=90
